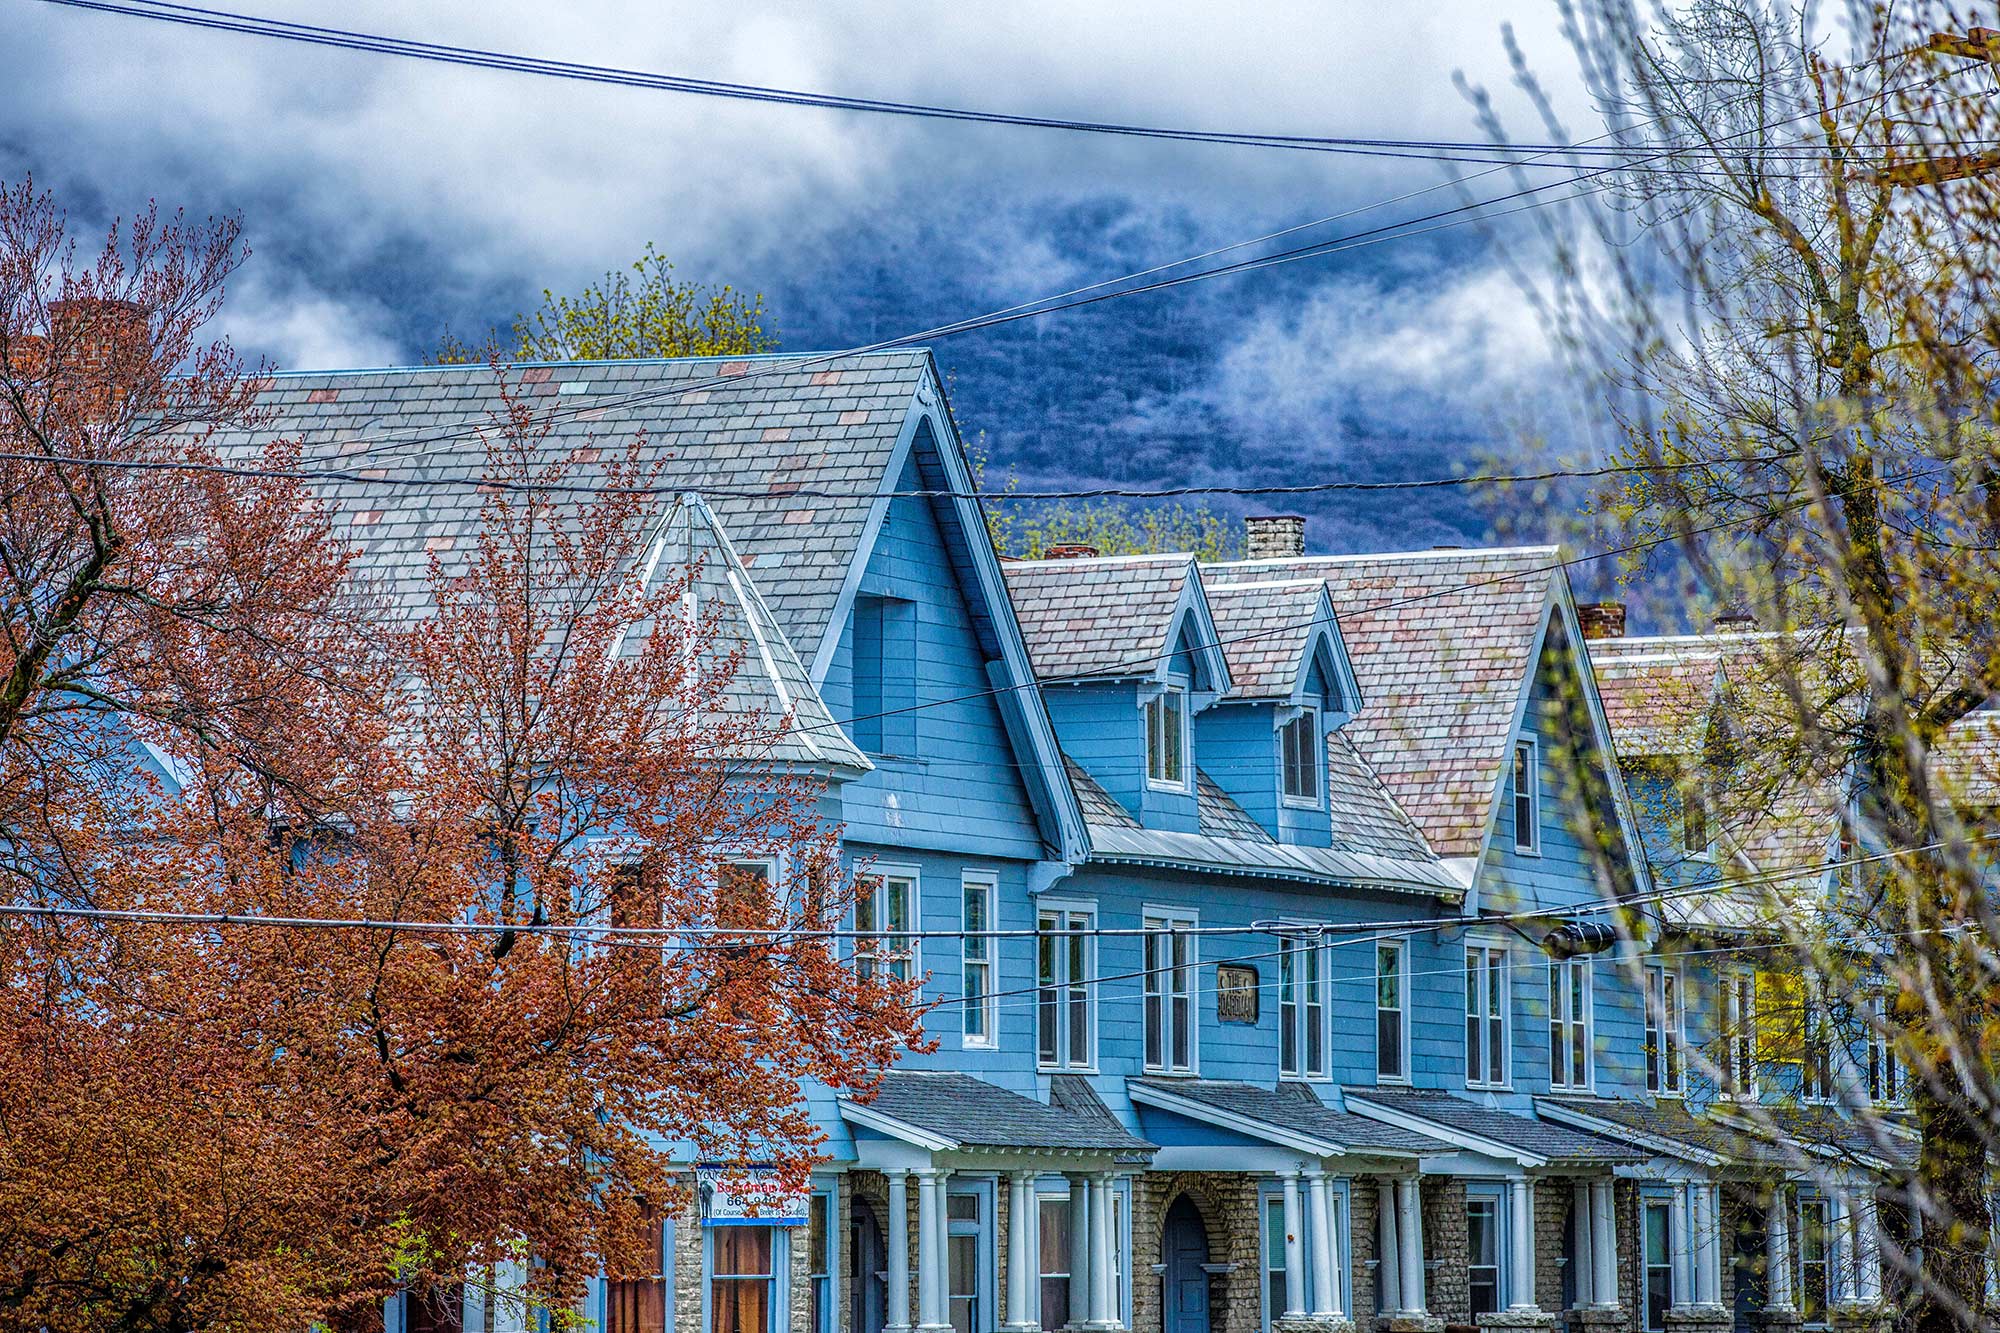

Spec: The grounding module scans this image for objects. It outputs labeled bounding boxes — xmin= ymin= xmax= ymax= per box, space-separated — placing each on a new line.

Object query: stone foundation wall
xmin=1421 ymin=1179 xmax=1471 ymax=1326
xmin=1533 ymin=1184 xmax=1573 ymax=1313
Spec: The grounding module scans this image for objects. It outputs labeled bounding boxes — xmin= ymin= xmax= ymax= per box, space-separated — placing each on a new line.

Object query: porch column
xmin=1008 ymin=1171 xmax=1041 ymax=1332
xmin=1067 ymin=1174 xmax=1092 ymax=1331
xmin=1509 ymin=1179 xmax=1538 ymax=1311
xmin=1378 ymin=1179 xmax=1404 ymax=1316
xmin=1854 ymin=1190 xmax=1884 ymax=1303
xmin=1670 ymin=1183 xmax=1692 ymax=1309
xmin=887 ymin=1169 xmax=913 ymax=1333
xmin=1589 ymin=1179 xmax=1618 ymax=1309
xmin=916 ymin=1169 xmax=948 ymax=1333
xmin=1087 ymin=1172 xmax=1118 ymax=1330
xmin=1767 ymin=1187 xmax=1796 ymax=1312
xmin=1696 ymin=1184 xmax=1722 ymax=1306
xmin=1280 ymin=1170 xmax=1308 ymax=1321
xmin=1830 ymin=1193 xmax=1853 ymax=1305
xmin=1396 ymin=1175 xmax=1427 ymax=1316
xmin=1571 ymin=1182 xmax=1594 ymax=1307
xmin=1308 ymin=1169 xmax=1343 ymax=1320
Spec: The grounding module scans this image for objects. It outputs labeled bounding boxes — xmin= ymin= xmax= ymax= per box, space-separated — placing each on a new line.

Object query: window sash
xmin=1512 ymin=740 xmax=1538 ymax=852
xmin=961 ymin=877 xmax=995 ymax=1048
xmin=1279 ymin=938 xmax=1328 ymax=1079
xmin=1868 ymin=995 xmax=1901 ymax=1104
xmin=1724 ymin=971 xmax=1758 ymax=1097
xmin=1549 ymin=959 xmax=1591 ymax=1090
xmin=1466 ymin=945 xmax=1509 ymax=1087
xmin=1643 ymin=1202 xmax=1673 ymax=1332
xmin=1038 ymin=909 xmax=1095 ymax=1069
xmin=1645 ymin=967 xmax=1683 ymax=1095
xmin=856 ymin=872 xmax=917 ymax=983
xmin=1376 ymin=942 xmax=1407 ymax=1080
xmin=1281 ymin=711 xmax=1319 ymax=803
xmin=1147 ymin=689 xmax=1187 ymax=787
xmin=1143 ymin=918 xmax=1195 ymax=1073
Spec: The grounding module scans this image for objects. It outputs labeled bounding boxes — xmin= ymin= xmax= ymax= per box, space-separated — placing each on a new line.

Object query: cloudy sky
xmin=3 ymin=0 xmax=1622 ymax=557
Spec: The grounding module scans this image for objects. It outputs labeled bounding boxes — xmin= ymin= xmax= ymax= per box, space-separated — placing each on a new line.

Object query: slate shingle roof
xmin=1325 ymin=731 xmax=1437 ymax=863
xmin=1202 ymin=578 xmax=1329 ymax=700
xmin=1002 ymin=555 xmax=1194 ymax=679
xmin=207 ymin=353 xmax=932 ymax=667
xmin=1064 ymin=756 xmax=1140 ymax=829
xmin=1536 ymin=1095 xmax=1745 ymax=1162
xmin=1208 ymin=549 xmax=1559 ymax=858
xmin=1131 ymin=1078 xmax=1447 ymax=1156
xmin=1705 ymin=1103 xmax=1918 ymax=1171
xmin=1196 ymin=771 xmax=1273 ymax=842
xmin=855 ymin=1072 xmax=1154 ymax=1154
xmin=1588 ymin=638 xmax=1725 ymax=758
xmin=1933 ymin=709 xmax=2000 ymax=808
xmin=1342 ymin=1086 xmax=1644 ymax=1165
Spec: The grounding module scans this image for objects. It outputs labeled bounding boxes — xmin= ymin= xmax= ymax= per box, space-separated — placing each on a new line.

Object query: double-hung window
xmin=1039 ymin=1193 xmax=1071 ymax=1332
xmin=1467 ymin=1194 xmax=1503 ymax=1317
xmin=1146 ymin=686 xmax=1188 ymax=789
xmin=709 ymin=1228 xmax=778 ymax=1333
xmin=1867 ymin=994 xmax=1902 ymax=1105
xmin=1279 ymin=935 xmax=1328 ymax=1080
xmin=1549 ymin=958 xmax=1593 ymax=1090
xmin=1645 ymin=964 xmax=1684 ymax=1096
xmin=855 ymin=868 xmax=917 ymax=984
xmin=1722 ymin=969 xmax=1758 ymax=1098
xmin=1465 ymin=943 xmax=1510 ymax=1087
xmin=1642 ymin=1199 xmax=1674 ymax=1332
xmin=1280 ymin=709 xmax=1321 ymax=805
xmin=1801 ymin=987 xmax=1836 ymax=1105
xmin=1797 ymin=1195 xmax=1833 ymax=1324
xmin=1038 ymin=906 xmax=1095 ymax=1069
xmin=1376 ymin=940 xmax=1409 ymax=1082
xmin=961 ymin=873 xmax=997 ymax=1049
xmin=1682 ymin=779 xmax=1711 ymax=859
xmin=1512 ymin=738 xmax=1540 ymax=854
xmin=1143 ymin=911 xmax=1197 ymax=1074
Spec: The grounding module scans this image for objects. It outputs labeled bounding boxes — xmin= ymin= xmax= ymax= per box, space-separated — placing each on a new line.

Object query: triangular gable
xmin=1162 ymin=568 xmax=1233 ymax=698
xmin=811 ymin=358 xmax=1087 ymax=862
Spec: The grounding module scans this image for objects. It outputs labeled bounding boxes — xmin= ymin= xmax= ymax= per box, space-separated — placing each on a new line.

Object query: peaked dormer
xmin=1195 ymin=577 xmax=1364 ymax=844
xmin=1002 ymin=551 xmax=1230 ymax=833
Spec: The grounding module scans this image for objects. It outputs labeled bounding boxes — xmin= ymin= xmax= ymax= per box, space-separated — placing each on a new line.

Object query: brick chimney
xmin=1713 ymin=610 xmax=1758 ymax=633
xmin=1245 ymin=514 xmax=1306 ymax=559
xmin=48 ymin=297 xmax=149 ymax=419
xmin=1576 ymin=602 xmax=1627 ymax=640
xmin=1042 ymin=543 xmax=1100 ymax=560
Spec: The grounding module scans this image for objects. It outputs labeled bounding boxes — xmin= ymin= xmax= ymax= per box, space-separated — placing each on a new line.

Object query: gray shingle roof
xmin=1704 ymin=1103 xmax=1918 ymax=1171
xmin=207 ymin=353 xmax=931 ymax=667
xmin=1207 ymin=549 xmax=1558 ymax=859
xmin=1342 ymin=1086 xmax=1644 ymax=1165
xmin=853 ymin=1072 xmax=1154 ymax=1154
xmin=1064 ymin=755 xmax=1139 ymax=829
xmin=1196 ymin=770 xmax=1273 ymax=842
xmin=1003 ymin=554 xmax=1194 ymax=679
xmin=1325 ymin=731 xmax=1437 ymax=863
xmin=1536 ymin=1096 xmax=1746 ymax=1163
xmin=1131 ymin=1077 xmax=1448 ymax=1156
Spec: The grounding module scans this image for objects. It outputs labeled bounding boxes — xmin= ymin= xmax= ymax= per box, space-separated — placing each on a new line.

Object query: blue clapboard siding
xmin=1044 ymin=684 xmax=1146 ymax=815
xmin=824 ymin=453 xmax=1047 ymax=861
xmin=1192 ymin=701 xmax=1282 ymax=834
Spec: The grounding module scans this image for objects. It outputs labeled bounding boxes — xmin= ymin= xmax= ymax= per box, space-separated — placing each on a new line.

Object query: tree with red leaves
xmin=0 ymin=179 xmax=922 ymax=1333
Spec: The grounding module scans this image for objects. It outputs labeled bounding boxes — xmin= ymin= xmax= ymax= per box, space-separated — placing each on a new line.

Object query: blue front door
xmin=1164 ymin=1196 xmax=1211 ymax=1333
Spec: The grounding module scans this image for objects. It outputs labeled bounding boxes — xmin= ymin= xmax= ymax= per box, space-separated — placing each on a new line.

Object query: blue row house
xmin=1581 ymin=621 xmax=1922 ymax=1333
xmin=210 ymin=347 xmax=1823 ymax=1333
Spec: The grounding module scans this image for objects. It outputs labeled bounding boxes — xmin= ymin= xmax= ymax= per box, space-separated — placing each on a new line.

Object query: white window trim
xmin=1512 ymin=735 xmax=1541 ymax=856
xmin=1278 ymin=706 xmax=1325 ymax=810
xmin=1037 ymin=898 xmax=1099 ymax=1073
xmin=1465 ymin=938 xmax=1512 ymax=1091
xmin=1722 ymin=967 xmax=1760 ymax=1101
xmin=1645 ymin=962 xmax=1686 ymax=1098
xmin=1144 ymin=684 xmax=1193 ymax=793
xmin=1278 ymin=931 xmax=1332 ymax=1083
xmin=1142 ymin=905 xmax=1200 ymax=1076
xmin=1866 ymin=993 xmax=1904 ymax=1107
xmin=1548 ymin=957 xmax=1596 ymax=1092
xmin=960 ymin=870 xmax=999 ymax=1051
xmin=856 ymin=862 xmax=921 ymax=985
xmin=1375 ymin=936 xmax=1411 ymax=1085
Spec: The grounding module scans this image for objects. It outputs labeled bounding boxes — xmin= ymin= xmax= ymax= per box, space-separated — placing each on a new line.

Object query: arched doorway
xmin=851 ymin=1198 xmax=887 ymax=1333
xmin=1163 ymin=1195 xmax=1212 ymax=1333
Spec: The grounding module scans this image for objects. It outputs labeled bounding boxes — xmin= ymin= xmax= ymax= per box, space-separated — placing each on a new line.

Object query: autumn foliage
xmin=0 ymin=179 xmax=921 ymax=1332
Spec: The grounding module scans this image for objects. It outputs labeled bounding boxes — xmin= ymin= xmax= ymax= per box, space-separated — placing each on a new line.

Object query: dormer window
xmin=1145 ymin=686 xmax=1188 ymax=789
xmin=1280 ymin=709 xmax=1321 ymax=805
xmin=1681 ymin=782 xmax=1711 ymax=859
xmin=1512 ymin=737 xmax=1540 ymax=854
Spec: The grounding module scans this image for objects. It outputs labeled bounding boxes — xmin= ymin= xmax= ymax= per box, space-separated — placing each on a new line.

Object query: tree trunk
xmin=1911 ymin=1086 xmax=1991 ymax=1333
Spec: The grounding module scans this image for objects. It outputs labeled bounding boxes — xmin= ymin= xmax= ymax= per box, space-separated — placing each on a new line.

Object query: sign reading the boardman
xmin=694 ymin=1167 xmax=809 ymax=1226
xmin=1216 ymin=964 xmax=1259 ymax=1023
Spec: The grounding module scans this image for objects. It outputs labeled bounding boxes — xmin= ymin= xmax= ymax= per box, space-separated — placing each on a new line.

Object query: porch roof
xmin=1535 ymin=1096 xmax=1740 ymax=1166
xmin=1129 ymin=1077 xmax=1448 ymax=1159
xmin=1342 ymin=1086 xmax=1645 ymax=1168
xmin=839 ymin=1072 xmax=1154 ymax=1158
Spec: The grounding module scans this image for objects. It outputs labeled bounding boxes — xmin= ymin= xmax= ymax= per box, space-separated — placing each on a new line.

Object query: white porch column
xmin=887 ymin=1169 xmax=913 ymax=1333
xmin=1308 ymin=1170 xmax=1343 ymax=1320
xmin=1669 ymin=1183 xmax=1693 ymax=1309
xmin=1508 ymin=1179 xmax=1538 ymax=1311
xmin=1281 ymin=1171 xmax=1308 ymax=1321
xmin=1696 ymin=1185 xmax=1722 ymax=1306
xmin=1087 ymin=1172 xmax=1118 ymax=1330
xmin=1067 ymin=1174 xmax=1092 ymax=1330
xmin=1767 ymin=1187 xmax=1796 ymax=1312
xmin=1855 ymin=1190 xmax=1884 ymax=1303
xmin=917 ymin=1169 xmax=948 ymax=1333
xmin=1008 ymin=1171 xmax=1041 ymax=1332
xmin=1396 ymin=1176 xmax=1427 ymax=1316
xmin=1589 ymin=1180 xmax=1618 ymax=1310
xmin=1831 ymin=1193 xmax=1853 ymax=1305
xmin=1571 ymin=1183 xmax=1594 ymax=1307
xmin=1378 ymin=1179 xmax=1404 ymax=1316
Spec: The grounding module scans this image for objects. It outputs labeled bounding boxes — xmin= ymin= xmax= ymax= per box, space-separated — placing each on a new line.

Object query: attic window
xmin=1512 ymin=738 xmax=1540 ymax=854
xmin=1145 ymin=687 xmax=1187 ymax=790
xmin=1280 ymin=710 xmax=1320 ymax=805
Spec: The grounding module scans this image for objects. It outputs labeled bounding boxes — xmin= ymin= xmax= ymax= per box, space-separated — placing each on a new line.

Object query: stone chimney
xmin=1576 ymin=602 xmax=1627 ymax=640
xmin=1245 ymin=514 xmax=1306 ymax=559
xmin=1042 ymin=543 xmax=1100 ymax=560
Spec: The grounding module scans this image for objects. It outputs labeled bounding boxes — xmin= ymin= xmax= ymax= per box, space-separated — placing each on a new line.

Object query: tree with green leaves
xmin=435 ymin=243 xmax=777 ymax=364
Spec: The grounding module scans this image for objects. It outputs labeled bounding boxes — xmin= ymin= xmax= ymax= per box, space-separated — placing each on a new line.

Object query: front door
xmin=851 ymin=1199 xmax=887 ymax=1333
xmin=1164 ymin=1196 xmax=1211 ymax=1333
